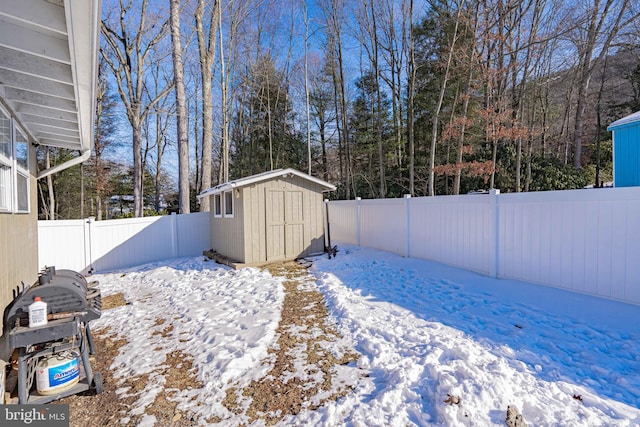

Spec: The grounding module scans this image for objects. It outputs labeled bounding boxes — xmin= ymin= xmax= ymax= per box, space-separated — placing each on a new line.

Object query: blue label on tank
xmin=48 ymin=359 xmax=79 ymax=387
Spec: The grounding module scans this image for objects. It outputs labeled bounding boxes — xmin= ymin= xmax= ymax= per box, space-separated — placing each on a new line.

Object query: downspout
xmin=37 ymin=149 xmax=91 ymax=180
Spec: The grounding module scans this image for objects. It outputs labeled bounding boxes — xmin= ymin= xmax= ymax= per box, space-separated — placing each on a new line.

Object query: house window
xmin=224 ymin=191 xmax=233 ymax=217
xmin=14 ymin=126 xmax=29 ymax=212
xmin=0 ymin=108 xmax=12 ymax=212
xmin=214 ymin=193 xmax=222 ymax=217
xmin=0 ymin=164 xmax=10 ymax=211
xmin=0 ymin=106 xmax=30 ymax=214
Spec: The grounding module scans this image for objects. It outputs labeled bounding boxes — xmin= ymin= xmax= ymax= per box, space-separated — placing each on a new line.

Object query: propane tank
xmin=36 ymin=351 xmax=80 ymax=395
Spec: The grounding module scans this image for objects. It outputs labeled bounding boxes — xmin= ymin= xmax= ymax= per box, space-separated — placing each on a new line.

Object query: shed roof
xmin=608 ymin=110 xmax=640 ymax=130
xmin=197 ymin=168 xmax=336 ymax=200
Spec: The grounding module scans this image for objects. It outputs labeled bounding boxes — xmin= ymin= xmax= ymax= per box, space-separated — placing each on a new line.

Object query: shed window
xmin=224 ymin=191 xmax=233 ymax=217
xmin=214 ymin=193 xmax=222 ymax=217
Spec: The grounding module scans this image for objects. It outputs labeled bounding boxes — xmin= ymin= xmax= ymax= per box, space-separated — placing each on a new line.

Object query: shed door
xmin=285 ymin=190 xmax=305 ymax=258
xmin=266 ymin=189 xmax=305 ymax=261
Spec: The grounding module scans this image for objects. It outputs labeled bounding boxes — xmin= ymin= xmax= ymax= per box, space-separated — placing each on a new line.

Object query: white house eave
xmin=197 ymin=168 xmax=336 ymax=200
xmin=0 ymin=0 xmax=100 ymax=170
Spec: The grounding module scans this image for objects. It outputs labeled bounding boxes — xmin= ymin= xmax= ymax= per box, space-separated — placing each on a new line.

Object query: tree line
xmin=38 ymin=0 xmax=640 ymax=219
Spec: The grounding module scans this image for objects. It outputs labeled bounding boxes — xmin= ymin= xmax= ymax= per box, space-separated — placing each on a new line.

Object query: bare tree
xmin=303 ymin=0 xmax=312 ymax=175
xmin=219 ymin=0 xmax=230 ymax=183
xmin=194 ymin=0 xmax=220 ymax=209
xmin=428 ymin=4 xmax=462 ymax=196
xmin=101 ymin=0 xmax=173 ymax=217
xmin=45 ymin=147 xmax=55 ymax=220
xmin=321 ymin=0 xmax=353 ymax=198
xmin=406 ymin=0 xmax=416 ymax=196
xmin=357 ymin=0 xmax=386 ymax=197
xmin=571 ymin=0 xmax=636 ymax=169
xmin=94 ymin=59 xmax=118 ymax=219
xmin=453 ymin=2 xmax=480 ymax=195
xmin=170 ymin=0 xmax=190 ymax=213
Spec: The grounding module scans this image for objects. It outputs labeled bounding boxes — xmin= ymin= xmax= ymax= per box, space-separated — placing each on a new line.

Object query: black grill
xmin=5 ymin=267 xmax=100 ymax=330
xmin=3 ymin=266 xmax=103 ymax=403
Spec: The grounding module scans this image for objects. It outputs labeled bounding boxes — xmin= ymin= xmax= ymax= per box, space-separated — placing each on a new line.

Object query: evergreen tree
xmin=231 ymin=56 xmax=305 ymax=177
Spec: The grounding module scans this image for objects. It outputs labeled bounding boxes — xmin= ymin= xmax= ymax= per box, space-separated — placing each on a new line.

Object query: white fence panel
xmin=498 ymin=187 xmax=640 ymax=304
xmin=327 ymin=187 xmax=640 ymax=306
xmin=90 ymin=216 xmax=175 ymax=272
xmin=176 ymin=212 xmax=211 ymax=256
xmin=327 ymin=201 xmax=358 ymax=245
xmin=38 ymin=219 xmax=87 ymax=272
xmin=39 ymin=212 xmax=211 ymax=274
xmin=360 ymin=198 xmax=407 ymax=256
xmin=409 ymin=194 xmax=493 ymax=275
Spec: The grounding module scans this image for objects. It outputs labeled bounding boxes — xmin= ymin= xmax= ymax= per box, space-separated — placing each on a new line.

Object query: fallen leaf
xmin=444 ymin=394 xmax=461 ymax=405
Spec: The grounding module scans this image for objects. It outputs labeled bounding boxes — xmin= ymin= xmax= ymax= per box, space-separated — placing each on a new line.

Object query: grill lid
xmin=4 ymin=267 xmax=100 ymax=330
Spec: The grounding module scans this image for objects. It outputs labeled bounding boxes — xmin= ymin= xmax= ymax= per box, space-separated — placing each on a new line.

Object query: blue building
xmin=608 ymin=111 xmax=640 ymax=187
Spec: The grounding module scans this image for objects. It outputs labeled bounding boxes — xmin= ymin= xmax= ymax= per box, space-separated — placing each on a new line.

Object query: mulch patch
xmin=56 ymin=262 xmax=362 ymax=425
xmin=222 ymin=261 xmax=362 ymax=425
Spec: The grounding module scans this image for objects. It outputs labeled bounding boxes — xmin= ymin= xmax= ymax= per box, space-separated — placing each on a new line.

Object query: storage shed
xmin=198 ymin=169 xmax=335 ymax=267
xmin=608 ymin=111 xmax=640 ymax=187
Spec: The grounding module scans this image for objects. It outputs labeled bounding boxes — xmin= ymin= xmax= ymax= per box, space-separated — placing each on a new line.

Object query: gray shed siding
xmin=242 ymin=184 xmax=266 ymax=264
xmin=210 ymin=191 xmax=245 ymax=262
xmin=241 ymin=175 xmax=326 ymax=264
xmin=207 ymin=172 xmax=330 ymax=266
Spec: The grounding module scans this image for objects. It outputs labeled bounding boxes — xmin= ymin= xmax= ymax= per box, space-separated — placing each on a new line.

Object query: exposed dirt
xmin=222 ymin=261 xmax=361 ymax=425
xmin=54 ymin=262 xmax=362 ymax=426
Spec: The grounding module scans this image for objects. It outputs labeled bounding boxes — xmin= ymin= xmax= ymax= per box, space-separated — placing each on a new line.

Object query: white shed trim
xmin=608 ymin=110 xmax=640 ymax=130
xmin=197 ymin=168 xmax=336 ymax=200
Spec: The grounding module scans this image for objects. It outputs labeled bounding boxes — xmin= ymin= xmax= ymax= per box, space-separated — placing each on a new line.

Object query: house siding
xmin=0 ymin=145 xmax=38 ymax=339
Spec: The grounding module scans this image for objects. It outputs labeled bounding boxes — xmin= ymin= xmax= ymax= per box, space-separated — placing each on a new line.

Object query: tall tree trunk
xmin=132 ymin=122 xmax=144 ymax=217
xmin=101 ymin=0 xmax=173 ymax=217
xmin=195 ymin=0 xmax=220 ymax=211
xmin=170 ymin=0 xmax=190 ymax=213
xmin=428 ymin=6 xmax=461 ymax=196
xmin=304 ymin=1 xmax=312 ymax=175
xmin=219 ymin=0 xmax=229 ymax=183
xmin=573 ymin=0 xmax=632 ymax=169
xmin=454 ymin=1 xmax=480 ymax=195
xmin=407 ymin=0 xmax=416 ymax=196
xmin=369 ymin=0 xmax=386 ymax=198
xmin=595 ymin=55 xmax=609 ymax=187
xmin=46 ymin=147 xmax=55 ymax=220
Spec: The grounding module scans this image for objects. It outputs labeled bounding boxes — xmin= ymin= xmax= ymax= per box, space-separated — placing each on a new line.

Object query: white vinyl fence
xmin=38 ymin=212 xmax=210 ymax=274
xmin=326 ymin=187 xmax=640 ymax=306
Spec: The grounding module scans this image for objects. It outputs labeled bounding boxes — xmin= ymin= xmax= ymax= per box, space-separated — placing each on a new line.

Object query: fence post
xmin=323 ymin=199 xmax=329 ymax=248
xmin=84 ymin=217 xmax=95 ymax=274
xmin=489 ymin=189 xmax=500 ymax=278
xmin=404 ymin=194 xmax=411 ymax=258
xmin=171 ymin=212 xmax=178 ymax=258
xmin=356 ymin=197 xmax=362 ymax=246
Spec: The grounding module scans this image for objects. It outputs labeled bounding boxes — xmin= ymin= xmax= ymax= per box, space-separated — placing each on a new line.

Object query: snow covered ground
xmin=91 ymin=244 xmax=640 ymax=426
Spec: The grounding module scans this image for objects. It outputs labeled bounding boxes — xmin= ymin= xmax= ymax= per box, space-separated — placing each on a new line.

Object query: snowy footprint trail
xmin=91 ymin=257 xmax=285 ymax=424
xmin=307 ymin=245 xmax=640 ymax=426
